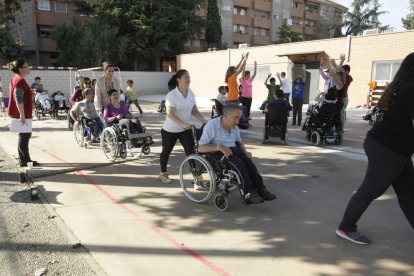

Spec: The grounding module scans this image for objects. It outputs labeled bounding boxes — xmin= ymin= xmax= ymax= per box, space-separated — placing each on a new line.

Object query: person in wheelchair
xmin=103 ymin=89 xmax=145 ymax=143
xmin=198 ymin=103 xmax=276 ymax=204
xmin=263 ymin=88 xmax=289 ymax=142
xmin=35 ymin=90 xmax=52 ymax=111
xmin=52 ymin=91 xmax=70 ymax=111
xmin=70 ymin=88 xmax=103 ymax=142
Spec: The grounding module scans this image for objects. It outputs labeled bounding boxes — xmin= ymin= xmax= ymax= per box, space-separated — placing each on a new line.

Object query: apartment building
xmin=193 ymin=0 xmax=347 ymax=50
xmin=9 ymin=0 xmax=96 ymax=66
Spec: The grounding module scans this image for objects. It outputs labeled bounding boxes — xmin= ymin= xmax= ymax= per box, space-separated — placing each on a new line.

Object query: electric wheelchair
xmin=100 ymin=119 xmax=153 ymax=161
xmin=262 ymin=103 xmax=289 ymax=145
xmin=179 ymin=126 xmax=249 ymax=212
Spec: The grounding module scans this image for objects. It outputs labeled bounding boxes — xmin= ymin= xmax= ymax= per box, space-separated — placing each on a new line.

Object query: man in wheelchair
xmin=198 ymin=103 xmax=276 ymax=204
xmin=70 ymin=88 xmax=103 ymax=142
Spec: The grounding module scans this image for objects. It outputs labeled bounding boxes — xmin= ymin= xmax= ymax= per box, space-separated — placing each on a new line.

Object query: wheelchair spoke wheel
xmin=73 ymin=123 xmax=84 ymax=147
xmin=214 ymin=194 xmax=228 ymax=212
xmin=100 ymin=127 xmax=119 ymax=161
xmin=179 ymin=154 xmax=216 ymax=203
xmin=142 ymin=146 xmax=151 ymax=155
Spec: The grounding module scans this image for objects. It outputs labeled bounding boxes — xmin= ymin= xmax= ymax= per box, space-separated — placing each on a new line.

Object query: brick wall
xmin=0 ymin=69 xmax=174 ymax=99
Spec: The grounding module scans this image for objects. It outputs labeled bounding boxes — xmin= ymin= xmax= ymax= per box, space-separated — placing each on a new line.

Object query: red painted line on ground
xmin=38 ymin=148 xmax=231 ymax=276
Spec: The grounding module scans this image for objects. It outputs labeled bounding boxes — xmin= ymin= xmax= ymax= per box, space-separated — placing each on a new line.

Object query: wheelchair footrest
xmin=128 ymin=133 xmax=151 ymax=139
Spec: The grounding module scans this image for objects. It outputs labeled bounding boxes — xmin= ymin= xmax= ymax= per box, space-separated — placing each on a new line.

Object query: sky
xmin=334 ymin=0 xmax=411 ymax=30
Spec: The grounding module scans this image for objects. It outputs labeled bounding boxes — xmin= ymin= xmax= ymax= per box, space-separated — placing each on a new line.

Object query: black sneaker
xmin=259 ymin=188 xmax=276 ymax=201
xmin=335 ymin=229 xmax=371 ymax=245
xmin=245 ymin=192 xmax=264 ymax=204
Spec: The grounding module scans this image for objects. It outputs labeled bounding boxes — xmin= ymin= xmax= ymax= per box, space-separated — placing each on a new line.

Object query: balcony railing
xmin=232 ymin=32 xmax=251 ymax=43
xmin=252 ymin=35 xmax=271 ymax=45
xmin=233 ymin=0 xmax=251 ymax=8
xmin=253 ymin=17 xmax=270 ymax=29
xmin=233 ymin=14 xmax=252 ymax=26
xmin=254 ymin=0 xmax=272 ymax=12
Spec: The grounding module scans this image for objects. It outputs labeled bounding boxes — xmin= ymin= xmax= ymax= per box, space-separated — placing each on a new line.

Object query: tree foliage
xmin=342 ymin=0 xmax=389 ymax=36
xmin=401 ymin=1 xmax=414 ymax=30
xmin=71 ymin=0 xmax=205 ymax=70
xmin=205 ymin=0 xmax=222 ymax=48
xmin=276 ymin=19 xmax=302 ymax=44
xmin=0 ymin=0 xmax=25 ymax=61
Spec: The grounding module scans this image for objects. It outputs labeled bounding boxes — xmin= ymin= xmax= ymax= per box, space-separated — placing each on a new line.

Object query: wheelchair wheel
xmin=213 ymin=193 xmax=228 ymax=212
xmin=142 ymin=146 xmax=151 ymax=155
xmin=119 ymin=142 xmax=127 ymax=159
xmin=100 ymin=127 xmax=119 ymax=161
xmin=311 ymin=131 xmax=321 ymax=146
xmin=179 ymin=154 xmax=216 ymax=203
xmin=73 ymin=122 xmax=84 ymax=147
xmin=35 ymin=109 xmax=41 ymax=120
xmin=262 ymin=128 xmax=269 ymax=144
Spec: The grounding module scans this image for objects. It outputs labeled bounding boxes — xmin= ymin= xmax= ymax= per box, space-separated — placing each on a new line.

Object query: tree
xmin=343 ymin=0 xmax=388 ymax=36
xmin=0 ymin=0 xmax=25 ymax=61
xmin=73 ymin=0 xmax=205 ymax=70
xmin=205 ymin=0 xmax=222 ymax=48
xmin=277 ymin=19 xmax=302 ymax=44
xmin=401 ymin=1 xmax=414 ymax=30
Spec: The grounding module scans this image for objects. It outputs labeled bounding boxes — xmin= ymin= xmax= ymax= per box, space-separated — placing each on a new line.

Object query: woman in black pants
xmin=159 ymin=70 xmax=206 ymax=184
xmin=336 ymin=52 xmax=414 ymax=245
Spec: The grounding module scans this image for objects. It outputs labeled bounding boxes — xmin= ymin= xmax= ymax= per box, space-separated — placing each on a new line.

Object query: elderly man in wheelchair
xmin=100 ymin=88 xmax=152 ymax=161
xmin=193 ymin=103 xmax=276 ymax=209
xmin=70 ymin=88 xmax=103 ymax=146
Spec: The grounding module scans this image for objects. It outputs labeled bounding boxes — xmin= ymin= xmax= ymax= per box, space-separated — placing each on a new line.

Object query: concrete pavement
xmin=0 ymin=102 xmax=413 ymax=276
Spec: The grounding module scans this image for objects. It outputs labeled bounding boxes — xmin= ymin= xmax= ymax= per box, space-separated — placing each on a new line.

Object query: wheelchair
xmin=302 ymin=100 xmax=343 ymax=146
xmin=100 ymin=120 xmax=153 ymax=161
xmin=363 ymin=106 xmax=379 ymax=125
xmin=34 ymin=99 xmax=57 ymax=120
xmin=179 ymin=126 xmax=246 ymax=212
xmin=73 ymin=117 xmax=101 ymax=148
xmin=51 ymin=91 xmax=70 ymax=118
xmin=262 ymin=104 xmax=289 ymax=145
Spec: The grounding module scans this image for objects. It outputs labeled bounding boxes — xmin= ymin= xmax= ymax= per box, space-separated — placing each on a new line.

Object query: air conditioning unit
xmin=287 ymin=19 xmax=293 ymax=26
xmin=238 ymin=43 xmax=250 ymax=49
xmin=362 ymin=29 xmax=379 ymax=36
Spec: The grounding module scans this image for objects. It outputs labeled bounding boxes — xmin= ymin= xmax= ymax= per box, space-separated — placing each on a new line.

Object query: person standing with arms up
xmin=291 ymin=65 xmax=306 ymax=126
xmin=225 ymin=53 xmax=249 ymax=104
xmin=7 ymin=59 xmax=39 ymax=167
xmin=240 ymin=60 xmax=257 ymax=119
xmin=159 ymin=70 xmax=207 ymax=184
xmin=336 ymin=52 xmax=414 ymax=245
xmin=276 ymin=72 xmax=292 ymax=108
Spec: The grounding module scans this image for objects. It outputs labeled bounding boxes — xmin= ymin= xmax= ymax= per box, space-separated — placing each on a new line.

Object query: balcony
xmin=291 ymin=7 xmax=304 ymax=19
xmin=253 ymin=18 xmax=270 ymax=29
xmin=252 ymin=35 xmax=271 ymax=45
xmin=234 ymin=0 xmax=251 ymax=9
xmin=36 ymin=11 xmax=73 ymax=26
xmin=254 ymin=0 xmax=272 ymax=12
xmin=232 ymin=32 xmax=251 ymax=43
xmin=37 ymin=37 xmax=56 ymax=52
xmin=233 ymin=14 xmax=251 ymax=26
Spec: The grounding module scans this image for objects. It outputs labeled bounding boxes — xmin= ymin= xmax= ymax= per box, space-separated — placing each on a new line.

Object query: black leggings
xmin=160 ymin=128 xmax=194 ymax=173
xmin=292 ymin=98 xmax=303 ymax=124
xmin=18 ymin=132 xmax=32 ymax=164
xmin=339 ymin=136 xmax=414 ymax=232
xmin=240 ymin=97 xmax=252 ymax=118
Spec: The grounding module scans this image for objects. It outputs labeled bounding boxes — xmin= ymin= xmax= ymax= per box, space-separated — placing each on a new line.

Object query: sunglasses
xmin=84 ymin=82 xmax=91 ymax=85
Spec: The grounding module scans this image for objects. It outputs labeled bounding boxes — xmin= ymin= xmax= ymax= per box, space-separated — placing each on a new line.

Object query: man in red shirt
xmin=341 ymin=64 xmax=353 ymax=131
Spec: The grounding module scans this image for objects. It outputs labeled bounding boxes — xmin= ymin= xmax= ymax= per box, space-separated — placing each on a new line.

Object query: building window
xmin=234 ymin=6 xmax=247 ymax=15
xmin=55 ymin=1 xmax=67 ymax=13
xmin=184 ymin=40 xmax=191 ymax=47
xmin=222 ymin=4 xmax=232 ymax=11
xmin=293 ymin=1 xmax=299 ymax=9
xmin=372 ymin=61 xmax=402 ymax=81
xmin=254 ymin=28 xmax=267 ymax=36
xmin=38 ymin=0 xmax=50 ymax=11
xmin=233 ymin=25 xmax=247 ymax=33
xmin=38 ymin=25 xmax=53 ymax=38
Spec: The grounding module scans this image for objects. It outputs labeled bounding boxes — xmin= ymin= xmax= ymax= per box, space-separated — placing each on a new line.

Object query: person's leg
xmin=297 ymin=99 xmax=303 ymax=125
xmin=18 ymin=132 xmax=32 ymax=164
xmin=341 ymin=97 xmax=349 ymax=131
xmin=178 ymin=129 xmax=196 ymax=156
xmin=160 ymin=129 xmax=179 ymax=173
xmin=392 ymin=159 xmax=414 ymax=229
xmin=338 ymin=137 xmax=408 ymax=233
xmin=95 ymin=117 xmax=104 ymax=135
xmin=135 ymin=99 xmax=143 ymax=114
xmin=292 ymin=99 xmax=298 ymax=125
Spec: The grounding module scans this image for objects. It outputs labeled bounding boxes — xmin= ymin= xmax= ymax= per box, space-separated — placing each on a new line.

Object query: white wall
xmin=0 ymin=69 xmax=174 ymax=98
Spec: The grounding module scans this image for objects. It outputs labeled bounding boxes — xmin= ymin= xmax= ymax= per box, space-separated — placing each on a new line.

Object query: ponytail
xmin=168 ymin=69 xmax=188 ymax=90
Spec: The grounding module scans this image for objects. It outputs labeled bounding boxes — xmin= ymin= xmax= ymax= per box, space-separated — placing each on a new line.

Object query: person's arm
xmin=251 ymin=61 xmax=257 ymax=80
xmin=122 ymin=103 xmax=132 ymax=119
xmin=338 ymin=53 xmax=346 ymax=69
xmin=301 ymin=65 xmax=307 ymax=83
xmin=235 ymin=52 xmax=249 ymax=76
xmin=328 ymin=59 xmax=343 ymax=90
xmin=70 ymin=103 xmax=80 ymax=122
xmin=237 ymin=141 xmax=252 ymax=158
xmin=103 ymin=105 xmax=117 ymax=124
xmin=14 ymin=87 xmax=26 ymax=123
xmin=319 ymin=59 xmax=328 ymax=80
xmin=191 ymin=105 xmax=207 ymax=124
xmin=276 ymin=72 xmax=283 ymax=85
xmin=94 ymin=80 xmax=103 ymax=111
xmin=264 ymin=73 xmax=271 ymax=86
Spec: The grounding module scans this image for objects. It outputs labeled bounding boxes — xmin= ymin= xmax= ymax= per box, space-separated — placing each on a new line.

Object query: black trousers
xmin=160 ymin=128 xmax=194 ymax=173
xmin=214 ymin=146 xmax=264 ymax=192
xmin=292 ymin=98 xmax=303 ymax=124
xmin=18 ymin=132 xmax=32 ymax=164
xmin=339 ymin=136 xmax=414 ymax=232
xmin=240 ymin=97 xmax=252 ymax=118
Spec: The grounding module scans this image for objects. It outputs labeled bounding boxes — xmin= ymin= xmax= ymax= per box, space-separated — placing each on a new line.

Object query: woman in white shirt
xmin=159 ymin=70 xmax=207 ymax=184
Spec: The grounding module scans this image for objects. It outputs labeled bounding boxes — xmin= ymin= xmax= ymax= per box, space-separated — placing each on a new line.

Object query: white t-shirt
xmin=119 ymin=93 xmax=126 ymax=102
xmin=281 ymin=77 xmax=291 ymax=94
xmin=162 ymin=87 xmax=196 ymax=133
